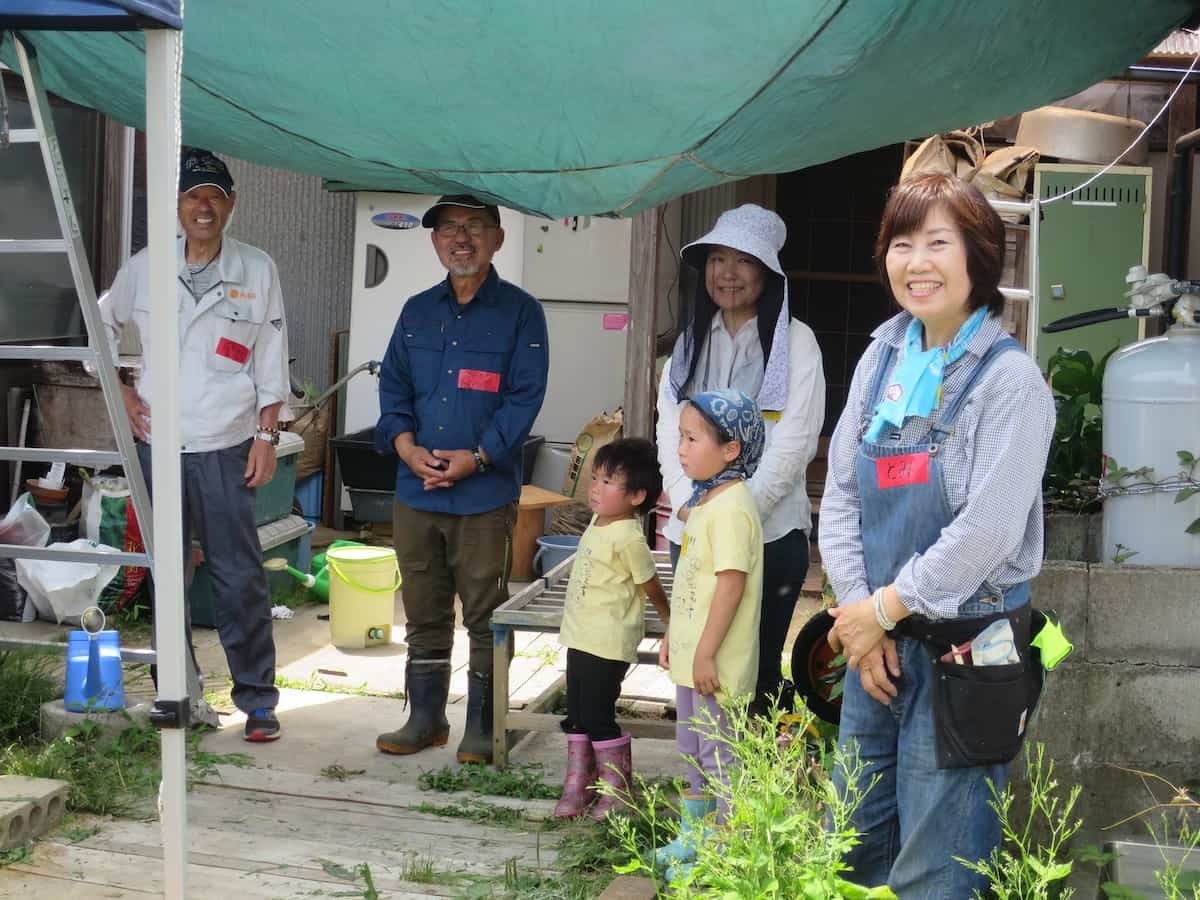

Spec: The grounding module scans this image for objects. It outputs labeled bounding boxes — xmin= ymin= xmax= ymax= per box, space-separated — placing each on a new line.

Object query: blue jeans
xmin=834 ymin=636 xmax=1005 ymax=899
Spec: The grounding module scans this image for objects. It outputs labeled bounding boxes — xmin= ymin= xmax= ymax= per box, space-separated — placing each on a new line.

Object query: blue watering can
xmin=64 ymin=606 xmax=125 ymax=712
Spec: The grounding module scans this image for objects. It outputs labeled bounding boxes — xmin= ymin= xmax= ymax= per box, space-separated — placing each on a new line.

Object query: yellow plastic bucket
xmin=327 ymin=545 xmax=400 ymax=649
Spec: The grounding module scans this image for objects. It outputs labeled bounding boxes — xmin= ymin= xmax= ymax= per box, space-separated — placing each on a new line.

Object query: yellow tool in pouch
xmin=1031 ymin=610 xmax=1073 ymax=670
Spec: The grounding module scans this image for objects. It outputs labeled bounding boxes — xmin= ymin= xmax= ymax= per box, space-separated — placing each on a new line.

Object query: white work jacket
xmin=656 ymin=318 xmax=825 ymax=545
xmin=102 ymin=236 xmax=290 ymax=452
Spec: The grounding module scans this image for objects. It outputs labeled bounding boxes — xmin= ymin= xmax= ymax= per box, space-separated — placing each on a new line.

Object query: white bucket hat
xmin=672 ymin=204 xmax=791 ymax=411
xmin=681 ymin=204 xmax=787 ymax=277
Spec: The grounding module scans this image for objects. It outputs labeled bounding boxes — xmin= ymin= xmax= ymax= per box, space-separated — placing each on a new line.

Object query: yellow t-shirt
xmin=559 ymin=516 xmax=659 ymax=663
xmin=668 ymin=481 xmax=763 ymax=700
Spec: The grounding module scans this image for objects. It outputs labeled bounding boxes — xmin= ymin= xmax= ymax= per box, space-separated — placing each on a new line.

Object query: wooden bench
xmin=491 ymin=550 xmax=674 ymax=767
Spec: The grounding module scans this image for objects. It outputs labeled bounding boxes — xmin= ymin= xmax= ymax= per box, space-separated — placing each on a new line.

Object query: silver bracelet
xmin=873 ymin=588 xmax=896 ymax=632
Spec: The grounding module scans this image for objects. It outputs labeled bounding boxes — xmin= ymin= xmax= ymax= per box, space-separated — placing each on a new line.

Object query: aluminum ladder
xmin=0 ymin=36 xmax=155 ymax=663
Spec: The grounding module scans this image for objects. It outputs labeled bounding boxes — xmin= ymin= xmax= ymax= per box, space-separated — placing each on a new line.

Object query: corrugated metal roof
xmin=1152 ymin=29 xmax=1200 ymax=58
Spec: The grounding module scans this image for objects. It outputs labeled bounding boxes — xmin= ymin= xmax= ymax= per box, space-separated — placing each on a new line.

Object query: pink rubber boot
xmin=553 ymin=733 xmax=597 ymax=818
xmin=590 ymin=733 xmax=633 ymax=820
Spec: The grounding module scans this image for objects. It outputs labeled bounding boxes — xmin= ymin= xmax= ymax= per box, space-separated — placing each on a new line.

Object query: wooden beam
xmin=623 ymin=206 xmax=662 ymax=439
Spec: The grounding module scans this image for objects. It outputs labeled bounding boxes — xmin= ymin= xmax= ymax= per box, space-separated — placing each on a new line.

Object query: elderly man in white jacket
xmin=656 ymin=204 xmax=825 ymax=718
xmin=102 ymin=149 xmax=290 ymax=742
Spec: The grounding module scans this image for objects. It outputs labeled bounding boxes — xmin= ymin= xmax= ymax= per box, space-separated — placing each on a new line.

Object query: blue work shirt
xmin=376 ymin=267 xmax=549 ymax=515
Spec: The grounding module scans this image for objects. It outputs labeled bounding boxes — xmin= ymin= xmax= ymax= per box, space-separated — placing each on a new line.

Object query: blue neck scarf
xmin=865 ymin=308 xmax=987 ymax=443
xmin=685 ymin=389 xmax=766 ymax=508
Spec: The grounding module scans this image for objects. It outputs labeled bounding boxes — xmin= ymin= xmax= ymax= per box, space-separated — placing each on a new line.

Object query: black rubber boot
xmin=376 ymin=651 xmax=451 ymax=755
xmin=455 ymin=668 xmax=493 ymax=764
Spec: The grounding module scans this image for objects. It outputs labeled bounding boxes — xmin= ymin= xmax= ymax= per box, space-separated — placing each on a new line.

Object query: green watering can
xmin=264 ymin=539 xmax=364 ymax=603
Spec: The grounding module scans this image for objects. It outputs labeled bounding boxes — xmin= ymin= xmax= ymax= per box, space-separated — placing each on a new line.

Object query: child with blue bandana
xmin=656 ymin=388 xmax=765 ymax=877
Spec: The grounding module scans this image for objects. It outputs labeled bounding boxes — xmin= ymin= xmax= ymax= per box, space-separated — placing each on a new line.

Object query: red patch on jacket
xmin=458 ymin=369 xmax=500 ymax=392
xmin=215 ymin=337 xmax=251 ymax=364
xmin=875 ymin=452 xmax=930 ymax=489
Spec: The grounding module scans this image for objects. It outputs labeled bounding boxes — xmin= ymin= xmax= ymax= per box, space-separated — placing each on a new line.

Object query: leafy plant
xmin=1044 ymin=347 xmax=1113 ymax=513
xmin=1103 ymin=449 xmax=1200 ymax=539
xmin=956 ymin=744 xmax=1082 ymax=899
xmin=411 ymin=797 xmax=529 ymax=827
xmin=416 ymin=761 xmax=560 ymax=800
xmin=1104 ymin=766 xmax=1200 ymax=899
xmin=603 ymin=696 xmax=892 ymax=898
xmin=0 ymin=647 xmax=59 ymax=746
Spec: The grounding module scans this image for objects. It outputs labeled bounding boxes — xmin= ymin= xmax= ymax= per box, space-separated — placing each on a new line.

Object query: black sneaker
xmin=244 ymin=707 xmax=280 ymax=742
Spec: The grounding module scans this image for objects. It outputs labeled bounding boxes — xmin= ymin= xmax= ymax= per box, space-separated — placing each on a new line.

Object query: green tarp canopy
xmin=2 ymin=1 xmax=1193 ymax=217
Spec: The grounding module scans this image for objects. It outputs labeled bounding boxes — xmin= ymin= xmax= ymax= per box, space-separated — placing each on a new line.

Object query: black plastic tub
xmin=331 ymin=427 xmax=543 ymax=489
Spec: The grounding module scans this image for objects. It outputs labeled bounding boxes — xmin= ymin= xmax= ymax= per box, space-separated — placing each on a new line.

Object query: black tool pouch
xmin=898 ymin=605 xmax=1044 ymax=770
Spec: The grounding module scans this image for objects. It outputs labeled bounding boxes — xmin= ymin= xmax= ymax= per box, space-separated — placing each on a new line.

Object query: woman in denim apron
xmin=818 ymin=174 xmax=1056 ymax=898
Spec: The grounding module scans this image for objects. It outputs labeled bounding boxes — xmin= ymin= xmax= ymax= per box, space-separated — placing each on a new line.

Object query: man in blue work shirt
xmin=375 ymin=195 xmax=549 ymax=764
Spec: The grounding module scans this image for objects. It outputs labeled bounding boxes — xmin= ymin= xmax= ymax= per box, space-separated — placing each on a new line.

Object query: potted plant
xmin=1043 ymin=347 xmax=1112 ymax=562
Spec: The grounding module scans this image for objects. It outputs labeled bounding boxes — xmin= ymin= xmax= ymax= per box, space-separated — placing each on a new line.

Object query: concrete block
xmin=1031 ymin=561 xmax=1089 ymax=660
xmin=40 ymin=700 xmax=153 ymax=744
xmin=1025 ymin=659 xmax=1093 ymax=761
xmin=598 ymin=876 xmax=658 ymax=899
xmin=1044 ymin=513 xmax=1101 ymax=563
xmin=1074 ymin=664 xmax=1200 ymax=767
xmin=1088 ymin=566 xmax=1200 ymax=666
xmin=0 ymin=776 xmax=68 ymax=850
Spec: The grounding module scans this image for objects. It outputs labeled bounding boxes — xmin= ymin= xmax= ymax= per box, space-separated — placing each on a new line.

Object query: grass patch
xmin=316 ymin=859 xmax=381 ymax=899
xmin=412 ymin=797 xmax=529 ymax=827
xmin=276 ymin=671 xmax=403 ymax=700
xmin=0 ymin=846 xmax=32 ymax=868
xmin=417 ymin=761 xmax=560 ymax=800
xmin=320 ymin=763 xmax=367 ymax=781
xmin=0 ymin=646 xmax=60 ymax=746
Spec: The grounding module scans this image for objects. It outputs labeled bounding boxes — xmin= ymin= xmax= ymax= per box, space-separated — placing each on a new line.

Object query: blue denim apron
xmin=837 ymin=335 xmax=1026 ymax=899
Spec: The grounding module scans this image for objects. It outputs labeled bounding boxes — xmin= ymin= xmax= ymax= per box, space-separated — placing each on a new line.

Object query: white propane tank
xmin=1101 ymin=324 xmax=1200 ymax=567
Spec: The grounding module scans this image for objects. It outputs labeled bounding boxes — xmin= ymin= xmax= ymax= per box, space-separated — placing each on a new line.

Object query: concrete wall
xmin=223 ymin=158 xmax=355 ymax=392
xmin=1025 ymin=562 xmax=1200 ymax=850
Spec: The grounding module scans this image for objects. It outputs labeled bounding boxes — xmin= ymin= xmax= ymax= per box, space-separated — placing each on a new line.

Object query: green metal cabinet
xmin=1034 ymin=164 xmax=1150 ymax=370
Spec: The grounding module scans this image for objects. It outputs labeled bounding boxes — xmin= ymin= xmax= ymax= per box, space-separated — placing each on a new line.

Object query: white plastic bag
xmin=0 ymin=492 xmax=51 ymax=549
xmin=15 ymin=539 xmax=122 ymax=625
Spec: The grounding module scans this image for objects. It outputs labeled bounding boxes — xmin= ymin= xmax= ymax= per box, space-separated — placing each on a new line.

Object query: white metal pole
xmin=120 ymin=125 xmax=135 ymax=265
xmin=1028 ymin=197 xmax=1042 ymax=359
xmin=145 ymin=27 xmax=188 ymax=900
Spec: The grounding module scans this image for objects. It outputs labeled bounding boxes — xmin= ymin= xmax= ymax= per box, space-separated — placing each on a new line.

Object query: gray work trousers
xmin=138 ymin=439 xmax=279 ymax=713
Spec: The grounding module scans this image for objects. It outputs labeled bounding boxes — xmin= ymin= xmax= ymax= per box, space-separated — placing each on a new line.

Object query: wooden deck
xmin=491 ymin=552 xmax=675 ymax=766
xmin=0 ymin=763 xmax=561 ymax=898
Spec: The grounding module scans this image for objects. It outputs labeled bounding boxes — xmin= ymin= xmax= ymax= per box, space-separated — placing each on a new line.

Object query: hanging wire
xmin=1042 ymin=40 xmax=1200 ymax=206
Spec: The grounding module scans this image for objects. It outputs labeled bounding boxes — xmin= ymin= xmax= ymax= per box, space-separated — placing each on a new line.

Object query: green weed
xmin=411 ymin=797 xmax=528 ymax=827
xmin=276 ymin=671 xmax=403 ymax=700
xmin=320 ymin=763 xmax=367 ymax=782
xmin=0 ymin=846 xmax=32 ymax=868
xmin=601 ymin=696 xmax=892 ymax=898
xmin=417 ymin=761 xmax=560 ymax=800
xmin=0 ymin=647 xmax=60 ymax=746
xmin=956 ymin=744 xmax=1082 ymax=899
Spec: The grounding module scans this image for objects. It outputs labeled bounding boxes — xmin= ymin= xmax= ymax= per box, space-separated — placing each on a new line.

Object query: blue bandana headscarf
xmin=865 ymin=308 xmax=988 ymax=443
xmin=685 ymin=388 xmax=766 ymax=508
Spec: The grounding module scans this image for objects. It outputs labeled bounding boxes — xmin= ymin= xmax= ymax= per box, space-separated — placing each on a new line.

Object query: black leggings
xmin=562 ymin=648 xmax=630 ymax=741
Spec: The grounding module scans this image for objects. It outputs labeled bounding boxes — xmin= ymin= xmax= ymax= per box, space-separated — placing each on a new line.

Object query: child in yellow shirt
xmin=555 ymin=438 xmax=670 ymax=819
xmin=657 ymin=388 xmax=765 ymax=873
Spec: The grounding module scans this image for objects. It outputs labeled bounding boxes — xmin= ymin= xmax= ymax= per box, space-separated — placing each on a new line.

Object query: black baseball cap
xmin=179 ymin=148 xmax=234 ymax=197
xmin=421 ymin=194 xmax=501 ymax=228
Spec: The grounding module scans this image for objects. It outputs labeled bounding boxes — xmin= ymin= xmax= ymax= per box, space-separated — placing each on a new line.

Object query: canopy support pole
xmin=145 ymin=26 xmax=189 ymax=900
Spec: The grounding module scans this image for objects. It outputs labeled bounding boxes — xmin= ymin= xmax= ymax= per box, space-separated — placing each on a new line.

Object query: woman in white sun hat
xmin=656 ymin=204 xmax=826 ymax=718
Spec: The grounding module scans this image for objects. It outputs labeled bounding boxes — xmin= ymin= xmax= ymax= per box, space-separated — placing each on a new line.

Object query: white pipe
xmin=1028 ymin=198 xmax=1042 ymax=358
xmin=120 ymin=125 xmax=135 ymax=264
xmin=145 ymin=28 xmax=188 ymax=900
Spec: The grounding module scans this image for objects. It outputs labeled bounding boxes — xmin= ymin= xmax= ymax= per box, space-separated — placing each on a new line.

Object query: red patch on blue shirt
xmin=875 ymin=452 xmax=930 ymax=489
xmin=458 ymin=368 xmax=500 ymax=392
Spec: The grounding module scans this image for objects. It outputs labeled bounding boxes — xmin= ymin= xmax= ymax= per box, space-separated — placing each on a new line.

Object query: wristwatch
xmin=471 ymin=448 xmax=488 ymax=474
xmin=255 ymin=426 xmax=280 ymax=446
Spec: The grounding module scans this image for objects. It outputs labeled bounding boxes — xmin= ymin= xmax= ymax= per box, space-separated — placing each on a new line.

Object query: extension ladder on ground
xmin=0 ymin=37 xmax=155 ymax=665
